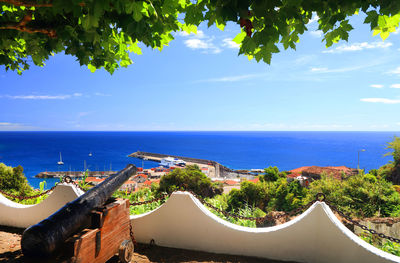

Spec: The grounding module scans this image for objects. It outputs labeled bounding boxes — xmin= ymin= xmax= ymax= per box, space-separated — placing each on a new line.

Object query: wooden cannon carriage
xmin=63 ymin=198 xmax=134 ymax=263
xmin=21 ymin=165 xmax=137 ymax=263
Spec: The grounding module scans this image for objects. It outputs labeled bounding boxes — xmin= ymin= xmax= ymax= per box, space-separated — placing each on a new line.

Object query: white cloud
xmin=185 ymin=39 xmax=210 ymax=49
xmin=370 ymin=84 xmax=384 ymax=88
xmin=293 ymin=55 xmax=316 ymax=65
xmin=182 ymin=30 xmax=222 ymax=54
xmin=95 ymin=92 xmax=111 ymax=97
xmin=184 ymin=38 xmax=221 ymax=54
xmin=360 ymin=98 xmax=400 ymax=104
xmin=179 ymin=30 xmax=242 ymax=54
xmin=1 ymin=93 xmax=82 ymax=100
xmin=6 ymin=95 xmax=70 ymax=100
xmin=323 ymin=41 xmax=392 ymax=53
xmin=310 ymin=62 xmax=381 ymax=74
xmin=310 ymin=67 xmax=328 ymax=72
xmin=307 ymin=14 xmax=319 ymax=24
xmin=309 ymin=30 xmax=323 ymax=38
xmin=390 ymin=84 xmax=400 ymax=89
xmin=388 ymin=66 xmax=400 ymax=75
xmin=175 ymin=31 xmax=189 ymax=37
xmin=221 ymin=38 xmax=240 ymax=49
xmin=0 ymin=122 xmax=36 ymax=131
xmin=197 ymin=73 xmax=266 ymax=83
xmin=175 ymin=30 xmax=205 ymax=38
xmin=78 ymin=112 xmax=92 ymax=117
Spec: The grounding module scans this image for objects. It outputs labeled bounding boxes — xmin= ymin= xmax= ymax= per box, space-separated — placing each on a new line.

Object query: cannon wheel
xmin=119 ymin=240 xmax=134 ymax=263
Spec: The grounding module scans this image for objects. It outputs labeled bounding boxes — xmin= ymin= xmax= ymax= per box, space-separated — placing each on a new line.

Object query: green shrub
xmin=158 ymin=165 xmax=222 ymax=198
xmin=0 ymin=163 xmax=32 ymax=194
xmin=306 ymin=173 xmax=400 ymax=217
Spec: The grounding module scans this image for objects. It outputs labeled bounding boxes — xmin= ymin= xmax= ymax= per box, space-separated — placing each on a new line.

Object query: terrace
xmin=0 ymin=183 xmax=398 ymax=263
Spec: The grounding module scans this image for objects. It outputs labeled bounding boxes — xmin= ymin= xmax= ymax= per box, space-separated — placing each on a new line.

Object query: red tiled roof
xmin=124 ymin=180 xmax=136 ymax=185
xmin=289 ymin=166 xmax=311 ymax=173
xmin=85 ymin=177 xmax=104 ymax=182
xmin=287 ymin=173 xmax=301 ymax=178
xmin=289 ymin=166 xmax=358 ymax=180
xmin=224 ymin=180 xmax=239 ymax=185
xmin=143 ymin=179 xmax=160 ymax=186
xmin=248 ymin=177 xmax=260 ymax=183
xmin=134 ymin=174 xmax=148 ymax=179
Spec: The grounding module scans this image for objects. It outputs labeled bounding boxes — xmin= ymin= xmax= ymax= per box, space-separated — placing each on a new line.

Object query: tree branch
xmin=0 ymin=24 xmax=57 ymax=37
xmin=0 ymin=0 xmax=85 ymax=7
xmin=0 ymin=14 xmax=56 ymax=37
xmin=0 ymin=0 xmax=52 ymax=7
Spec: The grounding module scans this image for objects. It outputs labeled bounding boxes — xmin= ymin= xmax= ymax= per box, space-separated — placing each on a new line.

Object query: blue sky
xmin=1 ymin=13 xmax=400 ymax=131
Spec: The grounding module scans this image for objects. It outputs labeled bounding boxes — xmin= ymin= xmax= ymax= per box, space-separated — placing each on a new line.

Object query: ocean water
xmin=0 ymin=131 xmax=398 ymax=189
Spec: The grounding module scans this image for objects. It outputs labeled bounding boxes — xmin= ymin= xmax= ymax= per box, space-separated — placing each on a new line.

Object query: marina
xmin=129 ymin=151 xmax=256 ymax=179
xmin=35 ymin=170 xmax=116 ymax=179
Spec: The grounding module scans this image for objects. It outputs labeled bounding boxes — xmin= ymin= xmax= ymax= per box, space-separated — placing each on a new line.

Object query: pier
xmin=35 ymin=170 xmax=116 ymax=179
xmin=129 ymin=151 xmax=256 ymax=179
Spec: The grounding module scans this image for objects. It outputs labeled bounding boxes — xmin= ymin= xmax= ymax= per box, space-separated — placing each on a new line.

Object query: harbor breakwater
xmin=35 ymin=170 xmax=116 ymax=179
xmin=129 ymin=151 xmax=256 ymax=179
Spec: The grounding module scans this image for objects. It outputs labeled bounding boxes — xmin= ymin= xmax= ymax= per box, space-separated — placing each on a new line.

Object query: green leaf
xmin=132 ymin=2 xmax=145 ymax=22
xmin=181 ymin=23 xmax=197 ymax=34
xmin=380 ymin=31 xmax=390 ymax=40
xmin=88 ymin=64 xmax=97 ymax=73
xmin=162 ymin=0 xmax=179 ymax=14
xmin=129 ymin=41 xmax=142 ymax=55
xmin=372 ymin=29 xmax=381 ymax=36
xmin=215 ymin=20 xmax=225 ymax=31
xmin=233 ymin=31 xmax=246 ymax=45
xmin=184 ymin=4 xmax=204 ymax=26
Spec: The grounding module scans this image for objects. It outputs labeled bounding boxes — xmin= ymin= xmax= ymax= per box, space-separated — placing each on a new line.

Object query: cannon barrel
xmin=21 ymin=164 xmax=137 ymax=258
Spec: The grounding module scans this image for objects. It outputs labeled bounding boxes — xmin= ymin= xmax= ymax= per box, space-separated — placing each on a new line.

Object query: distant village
xmin=36 ymin=152 xmax=359 ymax=193
xmin=79 ymin=164 xmax=359 ymax=194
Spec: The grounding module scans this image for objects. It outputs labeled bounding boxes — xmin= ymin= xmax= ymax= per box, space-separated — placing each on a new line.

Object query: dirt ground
xmin=0 ymin=226 xmax=297 ymax=263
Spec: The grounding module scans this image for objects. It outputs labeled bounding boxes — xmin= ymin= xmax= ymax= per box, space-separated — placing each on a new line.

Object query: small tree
xmin=382 ymin=136 xmax=400 ymax=184
xmin=385 ymin=136 xmax=400 ymax=165
xmin=0 ymin=163 xmax=32 ymax=194
xmin=261 ymin=166 xmax=280 ymax=182
xmin=158 ymin=165 xmax=222 ymax=198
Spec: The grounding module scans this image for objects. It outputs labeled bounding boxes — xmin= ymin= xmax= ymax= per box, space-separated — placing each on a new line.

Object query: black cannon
xmin=21 ymin=164 xmax=137 ymax=258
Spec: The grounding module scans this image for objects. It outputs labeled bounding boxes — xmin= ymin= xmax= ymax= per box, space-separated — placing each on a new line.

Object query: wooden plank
xmin=63 ymin=199 xmax=132 ymax=263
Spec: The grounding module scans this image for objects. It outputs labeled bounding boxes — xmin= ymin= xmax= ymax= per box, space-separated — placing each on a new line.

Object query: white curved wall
xmin=0 ymin=184 xmax=83 ymax=228
xmin=131 ymin=192 xmax=400 ymax=263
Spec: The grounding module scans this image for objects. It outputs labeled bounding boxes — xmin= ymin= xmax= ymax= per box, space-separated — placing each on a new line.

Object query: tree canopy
xmin=0 ymin=163 xmax=32 ymax=193
xmin=158 ymin=165 xmax=222 ymax=197
xmin=1 ymin=0 xmax=399 ymax=74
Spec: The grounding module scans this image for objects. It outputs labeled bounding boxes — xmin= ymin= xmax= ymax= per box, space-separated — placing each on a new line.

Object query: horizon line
xmin=0 ymin=130 xmax=399 ymax=133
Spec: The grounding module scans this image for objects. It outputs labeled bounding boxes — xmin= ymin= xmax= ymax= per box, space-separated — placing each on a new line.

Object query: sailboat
xmin=57 ymin=152 xmax=64 ymax=165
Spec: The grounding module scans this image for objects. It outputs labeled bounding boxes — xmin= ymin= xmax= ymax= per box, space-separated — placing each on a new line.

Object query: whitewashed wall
xmin=0 ymin=184 xmax=83 ymax=228
xmin=131 ymin=192 xmax=400 ymax=263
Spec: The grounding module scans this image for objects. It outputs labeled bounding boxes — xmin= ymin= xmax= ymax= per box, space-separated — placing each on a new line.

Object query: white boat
xmin=160 ymin=157 xmax=186 ymax=167
xmin=175 ymin=159 xmax=186 ymax=167
xmin=57 ymin=152 xmax=64 ymax=165
xmin=160 ymin=157 xmax=175 ymax=167
xmin=89 ymin=152 xmax=93 ymax=157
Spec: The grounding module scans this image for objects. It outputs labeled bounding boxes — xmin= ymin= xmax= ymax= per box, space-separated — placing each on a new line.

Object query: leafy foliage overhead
xmin=1 ymin=0 xmax=400 ymax=74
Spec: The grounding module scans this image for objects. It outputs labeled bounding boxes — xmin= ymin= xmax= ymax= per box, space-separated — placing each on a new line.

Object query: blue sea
xmin=0 ymin=131 xmax=398 ymax=189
